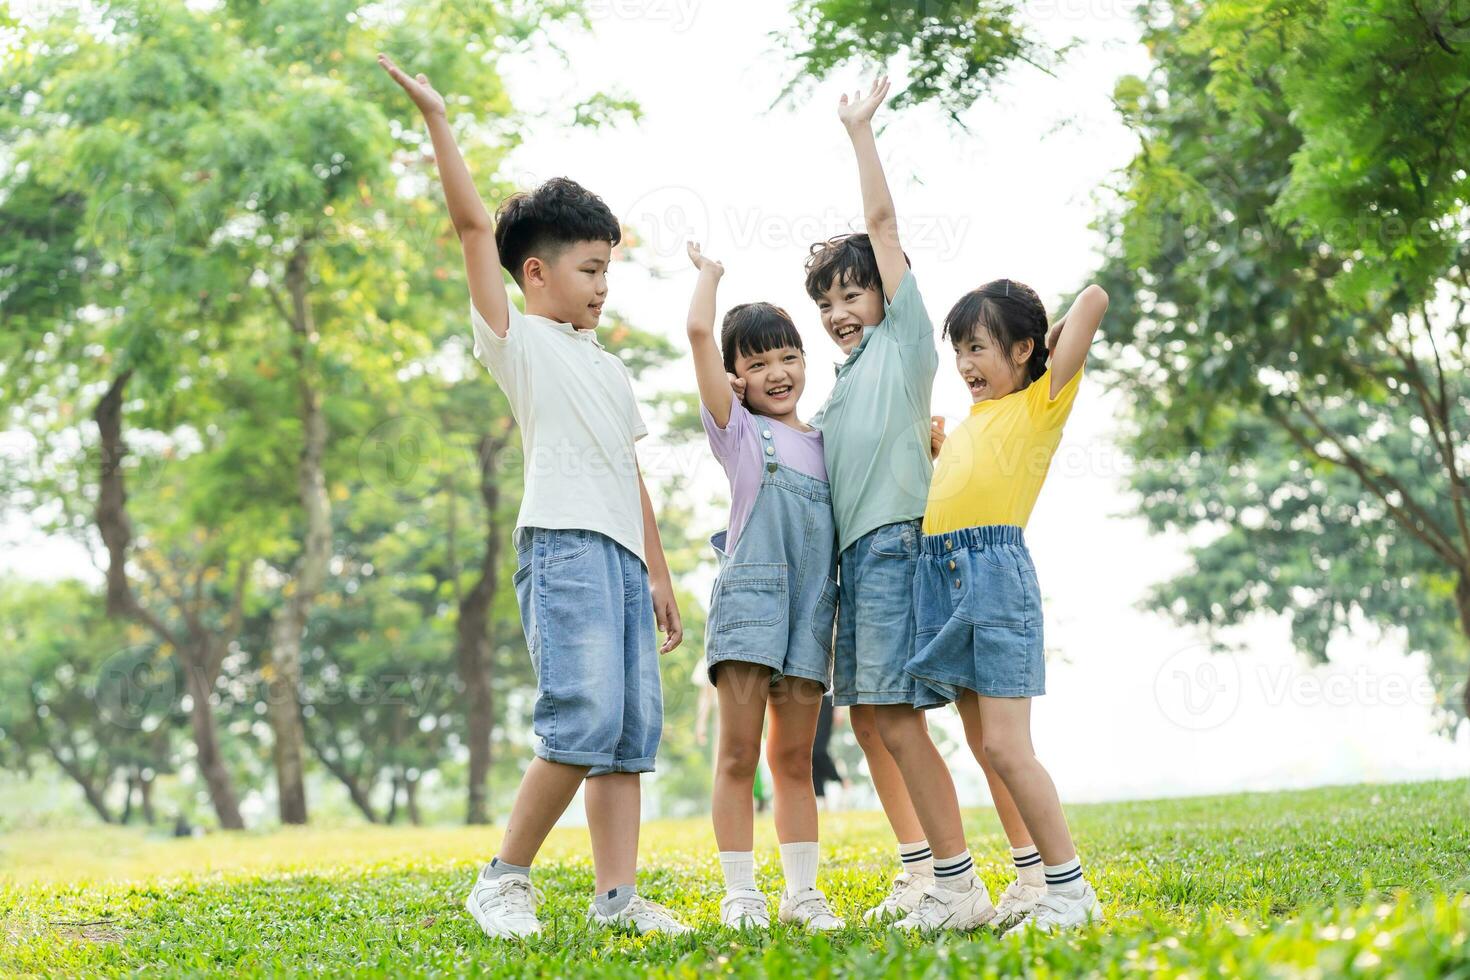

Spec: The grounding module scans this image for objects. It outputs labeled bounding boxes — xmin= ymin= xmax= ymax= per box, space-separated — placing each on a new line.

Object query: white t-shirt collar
xmin=525 ymin=312 xmax=603 ymax=348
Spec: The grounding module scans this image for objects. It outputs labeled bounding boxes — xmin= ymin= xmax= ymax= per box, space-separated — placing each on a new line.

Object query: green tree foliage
xmin=1098 ymin=0 xmax=1470 ymax=725
xmin=778 ymin=0 xmax=1050 ymax=120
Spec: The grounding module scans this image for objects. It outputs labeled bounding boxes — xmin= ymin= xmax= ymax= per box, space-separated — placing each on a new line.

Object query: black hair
xmin=943 ymin=278 xmax=1049 ymax=385
xmin=720 ymin=302 xmax=803 ymax=376
xmin=493 ymin=177 xmax=621 ymax=286
xmin=802 ymin=232 xmax=910 ymax=301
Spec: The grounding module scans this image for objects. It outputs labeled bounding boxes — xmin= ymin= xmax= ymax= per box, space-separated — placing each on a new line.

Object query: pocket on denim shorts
xmin=868 ymin=521 xmax=918 ymax=559
xmin=543 ymin=528 xmax=592 ymax=566
xmin=958 ymin=547 xmax=1033 ymax=627
xmin=810 ymin=575 xmax=839 ymax=650
xmin=713 ymin=562 xmax=787 ymax=632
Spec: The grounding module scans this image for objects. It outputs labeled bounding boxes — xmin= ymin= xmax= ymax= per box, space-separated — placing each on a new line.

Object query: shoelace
xmin=626 ymin=895 xmax=681 ymax=923
xmin=790 ymin=891 xmax=836 ymax=919
xmin=725 ymin=893 xmax=767 ymax=919
xmin=483 ymin=877 xmax=541 ymax=913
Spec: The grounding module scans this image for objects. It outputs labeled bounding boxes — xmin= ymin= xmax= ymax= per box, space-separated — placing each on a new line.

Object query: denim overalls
xmin=704 ymin=420 xmax=840 ymax=690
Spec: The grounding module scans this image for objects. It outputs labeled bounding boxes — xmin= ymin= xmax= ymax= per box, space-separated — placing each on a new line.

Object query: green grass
xmin=3 ymin=780 xmax=1469 ymax=977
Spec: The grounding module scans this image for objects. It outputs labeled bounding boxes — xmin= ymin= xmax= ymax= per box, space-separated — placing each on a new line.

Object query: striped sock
xmin=1044 ymin=856 xmax=1086 ymax=899
xmin=899 ymin=840 xmax=933 ymax=878
xmin=1010 ymin=844 xmax=1044 ymax=886
xmin=932 ymin=850 xmax=976 ymax=892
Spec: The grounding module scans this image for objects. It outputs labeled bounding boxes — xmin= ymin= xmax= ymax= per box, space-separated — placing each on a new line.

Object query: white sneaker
xmin=894 ymin=879 xmax=996 ymax=932
xmin=465 ymin=872 xmax=542 ymax=939
xmin=720 ymin=888 xmax=771 ymax=929
xmin=863 ymin=871 xmax=934 ymax=922
xmin=993 ymin=877 xmax=1047 ymax=929
xmin=1002 ymin=883 xmax=1104 ymax=936
xmin=778 ymin=887 xmax=844 ymax=931
xmin=587 ymin=893 xmax=693 ymax=935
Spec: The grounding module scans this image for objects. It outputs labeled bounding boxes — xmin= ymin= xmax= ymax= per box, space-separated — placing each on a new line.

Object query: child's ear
xmin=1013 ymin=338 xmax=1034 ymax=365
xmin=522 ymin=256 xmax=544 ymax=288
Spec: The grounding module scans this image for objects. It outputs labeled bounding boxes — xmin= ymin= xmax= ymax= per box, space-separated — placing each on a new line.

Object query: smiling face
xmin=814 ymin=275 xmax=884 ymax=355
xmin=522 ymin=240 xmax=611 ymax=331
xmin=953 ymin=324 xmax=1032 ymax=403
xmin=734 ymin=345 xmax=807 ymax=418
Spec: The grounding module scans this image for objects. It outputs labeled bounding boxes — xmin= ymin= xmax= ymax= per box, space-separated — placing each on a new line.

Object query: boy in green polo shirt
xmin=805 ymin=76 xmax=941 ymax=921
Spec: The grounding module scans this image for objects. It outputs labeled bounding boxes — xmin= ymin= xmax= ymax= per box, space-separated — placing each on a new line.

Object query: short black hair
xmin=720 ymin=302 xmax=803 ymax=376
xmin=493 ymin=177 xmax=621 ymax=286
xmin=803 ymin=232 xmax=910 ymax=301
xmin=943 ymin=278 xmax=1050 ymax=384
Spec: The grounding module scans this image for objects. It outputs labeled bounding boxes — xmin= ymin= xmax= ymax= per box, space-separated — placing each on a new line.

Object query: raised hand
xmin=377 ymin=53 xmax=446 ymax=119
xmin=728 ymin=372 xmax=748 ymax=404
xmin=686 ymin=240 xmax=725 ymax=277
xmin=838 ymin=74 xmax=891 ymax=130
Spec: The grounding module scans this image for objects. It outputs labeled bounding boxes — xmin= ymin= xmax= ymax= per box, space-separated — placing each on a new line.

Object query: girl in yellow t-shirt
xmin=880 ymin=278 xmax=1109 ymax=938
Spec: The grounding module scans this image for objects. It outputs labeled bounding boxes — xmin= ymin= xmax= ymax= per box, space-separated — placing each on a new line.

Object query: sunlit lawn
xmin=3 ymin=779 xmax=1468 ymax=976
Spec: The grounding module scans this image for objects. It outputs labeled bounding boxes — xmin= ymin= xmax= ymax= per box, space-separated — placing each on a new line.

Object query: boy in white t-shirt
xmin=380 ymin=55 xmax=690 ymax=938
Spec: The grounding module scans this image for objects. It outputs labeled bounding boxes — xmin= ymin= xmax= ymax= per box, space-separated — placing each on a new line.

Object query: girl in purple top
xmin=686 ymin=242 xmax=842 ymax=932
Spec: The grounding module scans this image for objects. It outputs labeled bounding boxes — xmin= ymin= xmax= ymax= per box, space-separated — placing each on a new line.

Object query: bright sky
xmin=3 ymin=0 xmax=1464 ymax=817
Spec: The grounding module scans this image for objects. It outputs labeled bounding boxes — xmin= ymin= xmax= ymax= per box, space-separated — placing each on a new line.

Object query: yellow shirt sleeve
xmin=1025 ymin=365 xmax=1084 ymax=431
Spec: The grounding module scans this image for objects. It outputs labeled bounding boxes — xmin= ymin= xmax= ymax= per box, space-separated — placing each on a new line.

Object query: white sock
xmin=1044 ymin=855 xmax=1087 ymax=899
xmin=719 ymin=850 xmax=757 ymax=893
xmin=779 ymin=841 xmax=819 ymax=895
xmin=899 ymin=839 xmax=933 ymax=878
xmin=1011 ymin=844 xmax=1044 ymax=886
xmin=933 ymin=850 xmax=976 ymax=892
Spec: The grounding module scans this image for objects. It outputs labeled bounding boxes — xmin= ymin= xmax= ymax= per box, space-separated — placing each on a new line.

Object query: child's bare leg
xmin=848 ymin=704 xmax=925 ymax=844
xmin=584 ymin=771 xmax=641 ymax=893
xmin=765 ymin=677 xmax=823 ymax=843
xmin=956 ymin=694 xmax=1033 ymax=847
xmin=712 ymin=662 xmax=771 ymax=852
xmin=873 ymin=704 xmax=966 ymax=856
xmin=969 ymin=693 xmax=1076 ymax=863
xmin=496 ymin=758 xmax=588 ymax=866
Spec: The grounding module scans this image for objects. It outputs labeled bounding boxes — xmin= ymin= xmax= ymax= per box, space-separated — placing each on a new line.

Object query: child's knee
xmin=875 ymin=709 xmax=923 ymax=757
xmin=982 ymin=736 xmax=1029 ymax=775
xmin=849 ymin=708 xmax=883 ymax=753
xmin=766 ymin=739 xmax=812 ymax=784
xmin=717 ymin=735 xmax=762 ymax=782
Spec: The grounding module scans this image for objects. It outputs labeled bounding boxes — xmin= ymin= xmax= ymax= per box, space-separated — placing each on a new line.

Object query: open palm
xmin=377 ymin=53 xmax=446 ymax=118
xmin=838 ymin=75 xmax=890 ymax=128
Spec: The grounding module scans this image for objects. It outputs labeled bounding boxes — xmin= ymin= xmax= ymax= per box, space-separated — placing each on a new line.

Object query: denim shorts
xmin=512 ymin=526 xmax=661 ymax=775
xmin=832 ymin=519 xmax=922 ymax=706
xmin=907 ymin=525 xmax=1045 ymax=708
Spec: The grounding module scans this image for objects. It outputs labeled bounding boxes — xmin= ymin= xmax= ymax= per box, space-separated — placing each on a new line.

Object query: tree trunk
xmin=457 ymin=432 xmax=504 ymax=825
xmin=385 ymin=774 xmax=401 ymax=825
xmin=40 ymin=741 xmax=115 ymax=824
xmin=301 ymin=722 xmax=380 ymax=823
xmin=93 ymin=371 xmax=245 ymax=829
xmin=121 ymin=773 xmax=136 ymax=825
xmin=1457 ymin=574 xmax=1470 ymax=720
xmin=139 ymin=770 xmax=156 ymax=825
xmin=265 ymin=246 xmax=331 ymax=827
xmin=182 ymin=653 xmax=245 ymax=830
xmin=405 ymin=773 xmax=422 ymax=826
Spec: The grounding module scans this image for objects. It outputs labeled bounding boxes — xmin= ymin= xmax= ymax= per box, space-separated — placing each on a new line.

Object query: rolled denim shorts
xmin=907 ymin=524 xmax=1045 ymax=708
xmin=512 ymin=526 xmax=661 ymax=775
xmin=831 ymin=519 xmax=922 ymax=706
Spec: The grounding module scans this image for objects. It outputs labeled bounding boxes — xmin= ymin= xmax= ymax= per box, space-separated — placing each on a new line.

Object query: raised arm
xmin=1047 ymin=284 xmax=1109 ymax=398
xmin=838 ymin=76 xmax=906 ymax=301
xmin=378 ymin=54 xmax=510 ymax=337
xmin=685 ymin=242 xmax=734 ymax=427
